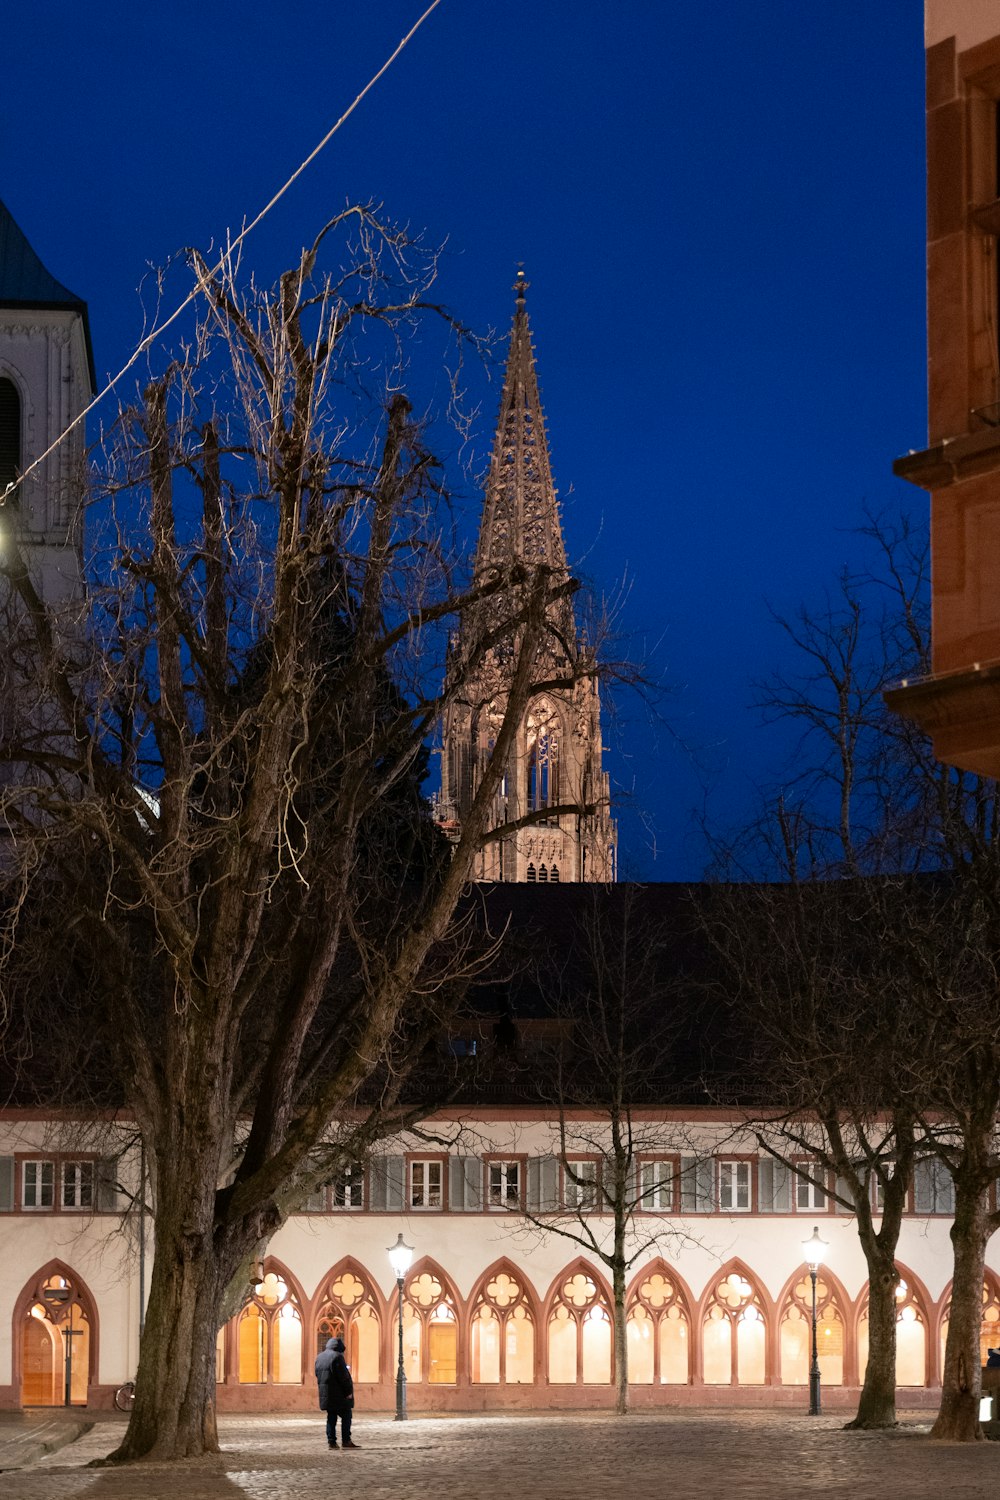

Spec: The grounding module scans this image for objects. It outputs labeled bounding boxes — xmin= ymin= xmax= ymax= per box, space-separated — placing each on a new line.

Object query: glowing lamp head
xmin=387 ymin=1233 xmax=414 ymax=1281
xmin=801 ymin=1226 xmax=829 ymax=1271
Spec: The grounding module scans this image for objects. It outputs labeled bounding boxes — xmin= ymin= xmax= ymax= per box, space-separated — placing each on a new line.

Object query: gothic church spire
xmin=474 ymin=271 xmax=568 ymax=585
xmin=435 ymin=274 xmax=617 ymax=884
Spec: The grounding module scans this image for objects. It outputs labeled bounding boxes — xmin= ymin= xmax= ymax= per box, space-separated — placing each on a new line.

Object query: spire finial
xmin=514 ymin=265 xmax=528 ymax=308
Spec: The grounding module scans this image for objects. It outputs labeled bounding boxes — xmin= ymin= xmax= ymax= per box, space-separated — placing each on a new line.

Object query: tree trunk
xmin=109 ymin=1205 xmax=227 ymax=1461
xmin=844 ymin=1249 xmax=898 ymax=1430
xmin=612 ymin=1254 xmax=629 ymax=1416
xmin=931 ymin=1176 xmax=989 ymax=1442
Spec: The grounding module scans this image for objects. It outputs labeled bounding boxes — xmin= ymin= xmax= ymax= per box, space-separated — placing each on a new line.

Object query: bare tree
xmin=510 ymin=885 xmax=694 ymax=1415
xmin=703 ymin=516 xmax=940 ymax=1430
xmin=0 ymin=211 xmax=621 ymax=1462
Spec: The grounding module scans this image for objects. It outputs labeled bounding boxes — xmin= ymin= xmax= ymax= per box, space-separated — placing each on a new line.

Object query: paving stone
xmin=4 ymin=1409 xmax=1000 ymax=1499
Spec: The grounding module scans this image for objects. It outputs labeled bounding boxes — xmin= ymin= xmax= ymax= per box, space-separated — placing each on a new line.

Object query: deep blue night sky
xmin=2 ymin=2 xmax=927 ymax=876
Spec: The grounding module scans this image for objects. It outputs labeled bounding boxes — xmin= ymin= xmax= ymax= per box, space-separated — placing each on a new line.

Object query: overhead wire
xmin=0 ymin=0 xmax=445 ymax=509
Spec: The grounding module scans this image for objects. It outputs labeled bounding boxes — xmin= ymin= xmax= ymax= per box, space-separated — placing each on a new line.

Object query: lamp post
xmin=801 ymin=1225 xmax=829 ymax=1416
xmin=387 ymin=1234 xmax=414 ymax=1421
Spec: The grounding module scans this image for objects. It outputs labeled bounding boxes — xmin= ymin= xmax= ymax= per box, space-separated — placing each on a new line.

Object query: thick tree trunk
xmin=109 ymin=1205 xmax=228 ymax=1461
xmin=844 ymin=1250 xmax=898 ymax=1430
xmin=612 ymin=1255 xmax=629 ymax=1416
xmin=931 ymin=1177 xmax=989 ymax=1443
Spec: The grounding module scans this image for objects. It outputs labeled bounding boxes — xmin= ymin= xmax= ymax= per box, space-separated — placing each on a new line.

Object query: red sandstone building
xmin=889 ymin=3 xmax=1000 ymax=767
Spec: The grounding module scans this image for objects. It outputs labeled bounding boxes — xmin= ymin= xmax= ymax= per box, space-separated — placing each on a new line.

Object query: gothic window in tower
xmin=0 ymin=377 xmax=21 ymax=496
xmin=526 ymin=863 xmax=537 ymax=883
xmin=526 ymin=706 xmax=560 ymax=821
xmin=538 ymin=865 xmax=548 ymax=884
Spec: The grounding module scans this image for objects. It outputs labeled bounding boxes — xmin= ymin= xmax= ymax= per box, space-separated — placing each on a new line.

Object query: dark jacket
xmin=315 ymin=1336 xmax=354 ymax=1412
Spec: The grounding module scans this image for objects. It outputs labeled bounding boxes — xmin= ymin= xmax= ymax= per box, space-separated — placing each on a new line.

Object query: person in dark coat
xmin=315 ymin=1335 xmax=358 ymax=1449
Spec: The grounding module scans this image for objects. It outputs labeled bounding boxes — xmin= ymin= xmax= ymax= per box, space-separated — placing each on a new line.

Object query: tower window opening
xmin=527 ymin=726 xmax=559 ymax=816
xmin=0 ymin=378 xmax=21 ymax=496
xmin=538 ymin=864 xmax=548 ymax=883
xmin=526 ymin=863 xmax=537 ymax=883
xmin=550 ymin=864 xmax=560 ymax=883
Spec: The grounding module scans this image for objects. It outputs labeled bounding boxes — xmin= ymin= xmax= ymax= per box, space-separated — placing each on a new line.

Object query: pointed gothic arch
xmin=857 ymin=1260 xmax=932 ymax=1387
xmin=543 ymin=1259 xmax=614 ymax=1385
xmin=936 ymin=1266 xmax=1000 ymax=1384
xmin=393 ymin=1257 xmax=463 ymax=1386
xmin=697 ymin=1259 xmax=771 ymax=1387
xmin=231 ymin=1255 xmax=307 ymax=1386
xmin=13 ymin=1259 xmax=99 ymax=1407
xmin=312 ymin=1257 xmax=386 ymax=1385
xmin=775 ymin=1263 xmax=850 ymax=1387
xmin=467 ymin=1257 xmax=541 ymax=1385
xmin=625 ymin=1259 xmax=693 ymax=1385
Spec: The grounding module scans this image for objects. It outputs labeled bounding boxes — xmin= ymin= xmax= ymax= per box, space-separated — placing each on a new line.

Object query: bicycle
xmin=113 ymin=1379 xmax=136 ymax=1412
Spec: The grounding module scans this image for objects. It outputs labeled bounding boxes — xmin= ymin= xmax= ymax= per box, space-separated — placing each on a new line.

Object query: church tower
xmin=0 ymin=198 xmax=94 ymax=606
xmin=436 ymin=275 xmax=616 ymax=883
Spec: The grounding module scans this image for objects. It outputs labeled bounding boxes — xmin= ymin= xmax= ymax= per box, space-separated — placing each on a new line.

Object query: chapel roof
xmin=0 ymin=198 xmax=95 ymax=388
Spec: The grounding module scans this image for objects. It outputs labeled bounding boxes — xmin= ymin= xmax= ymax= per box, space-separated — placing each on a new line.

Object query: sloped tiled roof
xmin=0 ymin=197 xmax=95 ymax=387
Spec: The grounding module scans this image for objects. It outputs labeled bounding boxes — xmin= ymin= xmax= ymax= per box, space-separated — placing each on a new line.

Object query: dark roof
xmin=0 ymin=198 xmax=95 ymax=389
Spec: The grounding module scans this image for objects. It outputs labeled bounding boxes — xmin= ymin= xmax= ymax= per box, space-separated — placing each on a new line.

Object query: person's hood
xmin=325 ymin=1338 xmax=339 ymax=1351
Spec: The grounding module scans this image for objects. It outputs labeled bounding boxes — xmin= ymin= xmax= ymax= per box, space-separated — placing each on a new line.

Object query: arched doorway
xmin=19 ymin=1268 xmax=94 ymax=1407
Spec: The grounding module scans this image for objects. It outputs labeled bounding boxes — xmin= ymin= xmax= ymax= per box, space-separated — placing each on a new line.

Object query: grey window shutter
xmin=450 ymin=1157 xmax=482 ymax=1211
xmin=931 ymin=1161 xmax=954 ymax=1214
xmin=96 ymin=1158 xmax=119 ymax=1213
xmin=695 ymin=1157 xmax=715 ymax=1212
xmin=679 ymin=1155 xmax=698 ymax=1213
xmin=463 ymin=1156 xmax=482 ymax=1210
xmin=758 ymin=1158 xmax=791 ymax=1213
xmin=540 ymin=1156 xmax=558 ymax=1212
xmin=369 ymin=1158 xmax=387 ymax=1210
xmin=0 ymin=1156 xmax=12 ymax=1211
xmin=370 ymin=1156 xmax=404 ymax=1211
xmin=385 ymin=1156 xmax=405 ymax=1211
xmin=913 ymin=1160 xmax=932 ymax=1214
xmin=527 ymin=1157 xmax=541 ymax=1212
xmin=527 ymin=1156 xmax=558 ymax=1213
xmin=303 ymin=1188 xmax=327 ymax=1212
xmin=835 ymin=1175 xmax=854 ymax=1214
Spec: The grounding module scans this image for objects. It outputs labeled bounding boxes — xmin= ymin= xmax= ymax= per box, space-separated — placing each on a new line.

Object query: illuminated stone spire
xmin=436 ymin=274 xmax=616 ymax=884
xmin=474 ymin=270 xmax=569 ymax=592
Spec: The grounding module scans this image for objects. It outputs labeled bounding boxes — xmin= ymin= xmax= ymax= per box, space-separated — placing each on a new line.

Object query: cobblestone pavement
xmin=5 ymin=1409 xmax=1000 ymax=1500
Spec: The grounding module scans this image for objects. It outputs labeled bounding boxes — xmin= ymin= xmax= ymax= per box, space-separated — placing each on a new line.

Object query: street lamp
xmin=387 ymin=1233 xmax=414 ymax=1421
xmin=801 ymin=1225 xmax=829 ymax=1416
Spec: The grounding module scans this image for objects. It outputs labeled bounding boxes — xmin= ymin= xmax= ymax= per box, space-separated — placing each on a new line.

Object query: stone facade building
xmin=889 ymin=3 xmax=1000 ymax=770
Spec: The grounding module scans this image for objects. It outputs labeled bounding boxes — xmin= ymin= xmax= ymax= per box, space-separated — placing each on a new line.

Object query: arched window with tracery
xmin=547 ymin=1268 xmax=612 ymax=1384
xmin=858 ymin=1275 xmax=927 ymax=1387
xmin=315 ymin=1265 xmax=381 ymax=1383
xmin=470 ymin=1267 xmax=535 ymax=1384
xmin=702 ymin=1268 xmax=767 ymax=1385
xmin=626 ymin=1267 xmax=689 ymax=1385
xmin=938 ymin=1275 xmax=1000 ymax=1377
xmin=526 ymin=705 xmax=560 ymax=815
xmin=779 ymin=1274 xmax=844 ymax=1386
xmin=401 ymin=1267 xmax=459 ymax=1385
xmin=236 ymin=1269 xmax=303 ymax=1385
xmin=0 ymin=377 xmax=21 ymax=495
xmin=19 ymin=1268 xmax=92 ymax=1406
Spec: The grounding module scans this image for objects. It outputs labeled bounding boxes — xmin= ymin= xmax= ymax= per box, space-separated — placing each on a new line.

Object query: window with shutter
xmin=0 ymin=1156 xmax=13 ymax=1211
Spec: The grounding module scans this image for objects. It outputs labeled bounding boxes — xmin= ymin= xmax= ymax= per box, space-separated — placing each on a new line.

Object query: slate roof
xmin=0 ymin=198 xmax=95 ymax=388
